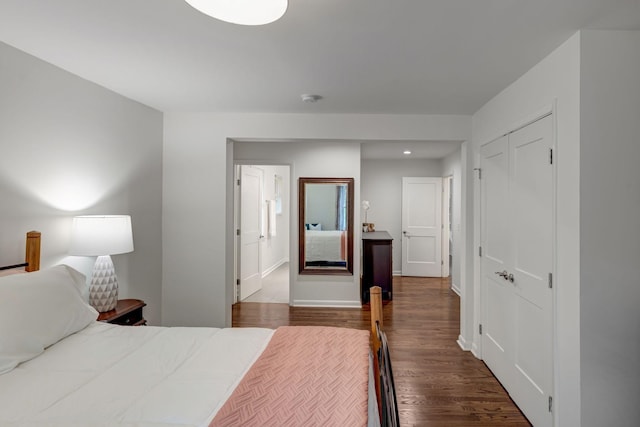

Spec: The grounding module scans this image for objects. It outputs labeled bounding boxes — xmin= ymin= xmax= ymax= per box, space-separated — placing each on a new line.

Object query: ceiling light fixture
xmin=184 ymin=0 xmax=288 ymax=26
xmin=403 ymin=150 xmax=412 ymax=155
xmin=301 ymin=94 xmax=322 ymax=103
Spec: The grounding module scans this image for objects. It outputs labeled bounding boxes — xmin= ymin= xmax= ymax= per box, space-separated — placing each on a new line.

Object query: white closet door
xmin=509 ymin=116 xmax=554 ymax=427
xmin=481 ymin=115 xmax=554 ymax=427
xmin=480 ymin=135 xmax=515 ymax=390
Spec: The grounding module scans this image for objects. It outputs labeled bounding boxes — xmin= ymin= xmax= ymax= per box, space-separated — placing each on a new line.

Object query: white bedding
xmin=0 ymin=265 xmax=380 ymax=426
xmin=0 ymin=322 xmax=273 ymax=427
xmin=305 ymin=230 xmax=344 ymax=262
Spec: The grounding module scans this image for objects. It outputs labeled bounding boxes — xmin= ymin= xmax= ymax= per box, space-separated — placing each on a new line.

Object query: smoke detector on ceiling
xmin=301 ymin=94 xmax=322 ymax=103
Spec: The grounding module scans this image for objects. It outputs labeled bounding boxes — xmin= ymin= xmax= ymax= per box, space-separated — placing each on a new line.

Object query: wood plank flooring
xmin=232 ymin=276 xmax=531 ymax=427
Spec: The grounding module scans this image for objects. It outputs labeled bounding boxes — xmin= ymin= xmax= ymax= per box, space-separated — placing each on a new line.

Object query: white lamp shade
xmin=70 ymin=215 xmax=134 ymax=256
xmin=184 ymin=0 xmax=288 ymax=26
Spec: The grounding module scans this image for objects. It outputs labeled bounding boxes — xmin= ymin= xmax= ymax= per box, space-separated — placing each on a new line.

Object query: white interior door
xmin=481 ymin=115 xmax=554 ymax=427
xmin=240 ymin=166 xmax=263 ymax=300
xmin=401 ymin=177 xmax=443 ymax=277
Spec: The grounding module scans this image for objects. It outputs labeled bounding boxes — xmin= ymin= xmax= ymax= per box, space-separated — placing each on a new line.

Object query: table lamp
xmin=70 ymin=215 xmax=134 ymax=312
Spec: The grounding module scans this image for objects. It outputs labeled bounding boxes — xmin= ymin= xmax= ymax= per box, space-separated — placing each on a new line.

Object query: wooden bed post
xmin=369 ymin=285 xmax=383 ymax=421
xmin=370 ymin=286 xmax=383 ymax=353
xmin=25 ymin=231 xmax=41 ymax=272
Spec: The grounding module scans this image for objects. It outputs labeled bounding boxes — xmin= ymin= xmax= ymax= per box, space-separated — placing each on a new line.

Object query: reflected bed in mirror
xmin=298 ymin=177 xmax=354 ymax=275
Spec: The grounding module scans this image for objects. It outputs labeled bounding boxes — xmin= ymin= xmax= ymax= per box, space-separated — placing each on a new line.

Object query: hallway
xmin=241 ymin=262 xmax=289 ymax=303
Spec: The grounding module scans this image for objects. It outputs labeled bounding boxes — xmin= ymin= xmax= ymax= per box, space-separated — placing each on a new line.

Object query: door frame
xmin=233 ymin=161 xmax=292 ymax=304
xmin=442 ymin=175 xmax=452 ymax=278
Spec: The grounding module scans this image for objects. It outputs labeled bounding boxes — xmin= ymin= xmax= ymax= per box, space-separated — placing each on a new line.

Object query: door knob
xmin=495 ymin=270 xmax=508 ymax=279
xmin=508 ymin=273 xmax=515 ymax=283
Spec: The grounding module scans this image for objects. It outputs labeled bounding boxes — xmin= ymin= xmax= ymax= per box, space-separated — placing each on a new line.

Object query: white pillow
xmin=0 ymin=265 xmax=98 ymax=374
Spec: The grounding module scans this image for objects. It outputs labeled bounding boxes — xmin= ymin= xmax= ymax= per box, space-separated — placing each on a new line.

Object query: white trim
xmin=233 ymin=164 xmax=240 ymax=304
xmin=293 ymin=299 xmax=362 ymax=308
xmin=471 ymin=342 xmax=481 ymax=359
xmin=459 ymin=141 xmax=472 ymax=354
xmin=506 ymin=103 xmax=554 ymax=136
xmin=550 ymin=100 xmax=559 ymax=427
xmin=442 ymin=175 xmax=452 ymax=278
xmin=451 ymin=284 xmax=461 ymax=296
xmin=392 ymin=270 xmax=402 ymax=276
xmin=457 ymin=334 xmax=471 ymax=351
xmin=478 ymin=103 xmax=554 ymax=149
xmin=472 ymin=147 xmax=482 ymax=358
xmin=261 ymin=258 xmax=287 ymax=278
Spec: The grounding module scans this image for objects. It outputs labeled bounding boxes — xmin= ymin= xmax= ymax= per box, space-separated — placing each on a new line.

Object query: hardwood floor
xmin=232 ymin=276 xmax=531 ymax=427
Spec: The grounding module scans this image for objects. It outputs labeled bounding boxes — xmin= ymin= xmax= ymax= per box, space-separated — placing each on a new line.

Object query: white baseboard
xmin=262 ymin=258 xmax=287 ymax=278
xmin=392 ymin=270 xmax=402 ymax=276
xmin=293 ymin=300 xmax=362 ymax=308
xmin=471 ymin=342 xmax=481 ymax=359
xmin=457 ymin=334 xmax=471 ymax=351
xmin=451 ymin=284 xmax=461 ymax=296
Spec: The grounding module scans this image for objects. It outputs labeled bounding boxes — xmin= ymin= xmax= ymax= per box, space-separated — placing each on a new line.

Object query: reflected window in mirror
xmin=298 ymin=178 xmax=354 ymax=275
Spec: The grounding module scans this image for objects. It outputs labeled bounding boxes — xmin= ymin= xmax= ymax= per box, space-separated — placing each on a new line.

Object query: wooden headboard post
xmin=25 ymin=231 xmax=41 ymax=272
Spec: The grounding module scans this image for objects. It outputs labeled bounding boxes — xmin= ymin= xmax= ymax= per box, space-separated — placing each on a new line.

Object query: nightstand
xmin=97 ymin=299 xmax=147 ymax=326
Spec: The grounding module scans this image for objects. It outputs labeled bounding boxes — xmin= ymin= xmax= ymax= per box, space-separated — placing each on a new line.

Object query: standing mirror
xmin=299 ymin=177 xmax=354 ymax=275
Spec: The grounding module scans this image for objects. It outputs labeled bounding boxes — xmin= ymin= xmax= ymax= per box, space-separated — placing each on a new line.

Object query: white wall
xmin=163 ymin=113 xmax=471 ymax=327
xmin=579 ymin=30 xmax=640 ymax=427
xmin=361 ymin=158 xmax=443 ymax=274
xmin=0 ymin=42 xmax=163 ymax=324
xmin=472 ymin=33 xmax=582 ymax=426
xmin=305 ymin=183 xmax=338 ymax=230
xmin=236 ymin=141 xmax=361 ymax=306
xmin=257 ymin=164 xmax=290 ymax=276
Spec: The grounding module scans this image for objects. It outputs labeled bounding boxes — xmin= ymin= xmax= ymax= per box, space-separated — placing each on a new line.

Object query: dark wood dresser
xmin=361 ymin=231 xmax=393 ymax=303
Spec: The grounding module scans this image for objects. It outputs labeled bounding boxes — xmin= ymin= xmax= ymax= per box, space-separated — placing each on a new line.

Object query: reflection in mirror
xmin=299 ymin=178 xmax=354 ymax=275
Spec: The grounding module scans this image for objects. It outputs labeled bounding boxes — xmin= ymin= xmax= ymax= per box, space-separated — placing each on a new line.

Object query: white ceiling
xmin=361 ymin=140 xmax=463 ymax=160
xmin=4 ymin=1 xmax=637 ymax=161
xmin=1 ymin=0 xmax=638 ymax=116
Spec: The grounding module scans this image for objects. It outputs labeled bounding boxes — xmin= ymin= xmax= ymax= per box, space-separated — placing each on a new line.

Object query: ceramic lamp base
xmin=89 ymin=255 xmax=119 ymax=312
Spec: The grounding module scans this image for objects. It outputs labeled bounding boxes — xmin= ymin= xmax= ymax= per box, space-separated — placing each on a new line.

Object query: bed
xmin=304 ymin=229 xmax=347 ymax=266
xmin=0 ymin=232 xmax=399 ymax=427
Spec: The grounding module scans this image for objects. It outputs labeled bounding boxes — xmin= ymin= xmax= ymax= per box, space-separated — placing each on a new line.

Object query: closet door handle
xmin=508 ymin=273 xmax=515 ymax=283
xmin=495 ymin=270 xmax=508 ymax=279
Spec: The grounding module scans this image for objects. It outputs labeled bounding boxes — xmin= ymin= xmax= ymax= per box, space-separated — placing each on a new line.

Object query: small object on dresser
xmin=362 ymin=222 xmax=375 ymax=232
xmin=97 ymin=299 xmax=146 ymax=326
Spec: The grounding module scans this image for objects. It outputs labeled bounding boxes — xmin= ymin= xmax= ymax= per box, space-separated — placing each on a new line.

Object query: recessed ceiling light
xmin=403 ymin=150 xmax=412 ymax=155
xmin=301 ymin=94 xmax=322 ymax=103
xmin=184 ymin=0 xmax=288 ymax=26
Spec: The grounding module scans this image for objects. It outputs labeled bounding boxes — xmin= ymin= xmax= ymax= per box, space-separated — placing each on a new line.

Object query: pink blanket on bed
xmin=210 ymin=326 xmax=369 ymax=427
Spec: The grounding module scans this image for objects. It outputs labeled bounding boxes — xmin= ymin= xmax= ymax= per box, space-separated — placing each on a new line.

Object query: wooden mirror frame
xmin=298 ymin=177 xmax=354 ymax=276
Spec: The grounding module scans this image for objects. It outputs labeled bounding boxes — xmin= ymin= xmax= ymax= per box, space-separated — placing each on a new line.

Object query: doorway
xmin=235 ymin=164 xmax=290 ymax=304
